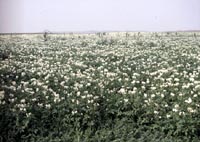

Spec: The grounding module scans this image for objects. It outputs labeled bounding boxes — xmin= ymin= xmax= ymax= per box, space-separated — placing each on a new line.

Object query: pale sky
xmin=0 ymin=0 xmax=200 ymax=33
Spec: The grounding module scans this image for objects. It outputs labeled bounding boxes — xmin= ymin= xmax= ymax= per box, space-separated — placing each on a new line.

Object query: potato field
xmin=0 ymin=32 xmax=200 ymax=141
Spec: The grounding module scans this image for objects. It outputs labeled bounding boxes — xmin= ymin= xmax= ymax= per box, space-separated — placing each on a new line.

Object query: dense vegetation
xmin=0 ymin=32 xmax=200 ymax=141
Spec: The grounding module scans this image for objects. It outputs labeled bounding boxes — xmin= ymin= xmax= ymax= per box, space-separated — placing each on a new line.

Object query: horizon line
xmin=0 ymin=30 xmax=200 ymax=35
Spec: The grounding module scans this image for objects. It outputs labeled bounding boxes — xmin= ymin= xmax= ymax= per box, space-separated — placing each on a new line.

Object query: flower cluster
xmin=0 ymin=32 xmax=200 ymax=119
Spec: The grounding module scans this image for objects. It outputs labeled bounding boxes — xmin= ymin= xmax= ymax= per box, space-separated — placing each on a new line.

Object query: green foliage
xmin=0 ymin=32 xmax=200 ymax=141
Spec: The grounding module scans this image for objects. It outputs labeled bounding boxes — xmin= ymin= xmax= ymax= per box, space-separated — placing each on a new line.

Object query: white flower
xmin=187 ymin=107 xmax=196 ymax=113
xmin=26 ymin=113 xmax=31 ymax=117
xmin=60 ymin=81 xmax=65 ymax=86
xmin=118 ymin=88 xmax=126 ymax=94
xmin=87 ymin=83 xmax=91 ymax=86
xmin=189 ymin=77 xmax=194 ymax=82
xmin=0 ymin=91 xmax=5 ymax=99
xmin=131 ymin=80 xmax=135 ymax=84
xmin=151 ymin=87 xmax=156 ymax=90
xmin=194 ymin=85 xmax=200 ymax=90
xmin=87 ymin=94 xmax=93 ymax=98
xmin=77 ymin=91 xmax=80 ymax=96
xmin=128 ymin=90 xmax=136 ymax=94
xmin=45 ymin=104 xmax=51 ymax=108
xmin=193 ymin=94 xmax=198 ymax=97
xmin=185 ymin=97 xmax=192 ymax=104
xmin=166 ymin=114 xmax=171 ymax=118
xmin=179 ymin=93 xmax=183 ymax=96
xmin=174 ymin=78 xmax=179 ymax=82
xmin=94 ymin=96 xmax=99 ymax=99
xmin=76 ymin=100 xmax=79 ymax=105
xmin=141 ymin=81 xmax=145 ymax=85
xmin=170 ymin=93 xmax=175 ymax=96
xmin=133 ymin=87 xmax=137 ymax=91
xmin=175 ymin=104 xmax=179 ymax=108
xmin=20 ymin=99 xmax=25 ymax=103
xmin=21 ymin=72 xmax=26 ymax=77
xmin=81 ymin=95 xmax=86 ymax=99
xmin=12 ymin=81 xmax=16 ymax=85
xmin=124 ymin=99 xmax=128 ymax=102
xmin=141 ymin=86 xmax=145 ymax=89
xmin=179 ymin=111 xmax=185 ymax=116
xmin=172 ymin=108 xmax=178 ymax=112
xmin=32 ymin=98 xmax=37 ymax=101
xmin=88 ymin=99 xmax=94 ymax=103
xmin=72 ymin=110 xmax=77 ymax=115
xmin=154 ymin=111 xmax=159 ymax=114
